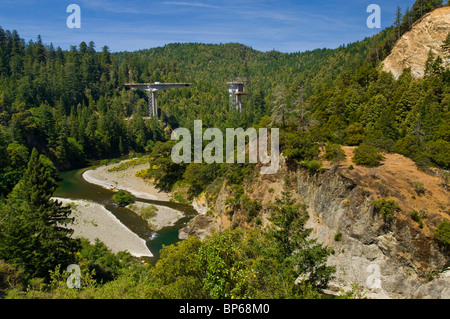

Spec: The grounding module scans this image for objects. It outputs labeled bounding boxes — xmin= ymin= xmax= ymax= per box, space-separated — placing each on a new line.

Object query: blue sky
xmin=0 ymin=0 xmax=417 ymax=53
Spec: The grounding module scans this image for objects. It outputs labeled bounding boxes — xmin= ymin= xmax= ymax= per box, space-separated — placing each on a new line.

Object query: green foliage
xmin=372 ymin=198 xmax=402 ymax=221
xmin=334 ymin=230 xmax=343 ymax=242
xmin=0 ymin=260 xmax=23 ymax=296
xmin=434 ymin=221 xmax=450 ymax=245
xmin=140 ymin=205 xmax=158 ymax=219
xmin=425 ymin=140 xmax=450 ymax=169
xmin=78 ymin=239 xmax=137 ymax=284
xmin=393 ymin=135 xmax=423 ymax=160
xmin=281 ymin=130 xmax=320 ymax=164
xmin=112 ymin=190 xmax=135 ymax=207
xmin=352 ymin=144 xmax=384 ymax=167
xmin=107 ymin=157 xmax=149 ymax=172
xmin=0 ymin=140 xmax=29 ymax=197
xmin=413 ymin=182 xmax=426 ymax=196
xmin=393 ymin=137 xmax=450 ymax=170
xmin=240 ymin=195 xmax=262 ymax=222
xmin=268 ymin=184 xmax=335 ymax=293
xmin=16 ymin=201 xmax=336 ymax=299
xmin=0 ymin=2 xmax=448 ymax=298
xmin=182 ymin=162 xmax=220 ymax=197
xmin=410 ymin=210 xmax=424 ymax=229
xmin=198 ymin=228 xmax=254 ymax=299
xmin=147 ymin=141 xmax=186 ymax=191
xmin=0 ymin=149 xmax=80 ymax=279
xmin=151 ymin=236 xmax=206 ymax=299
xmin=221 ymin=163 xmax=255 ymax=186
xmin=300 ymin=160 xmax=324 ymax=175
xmin=337 ymin=283 xmax=367 ymax=299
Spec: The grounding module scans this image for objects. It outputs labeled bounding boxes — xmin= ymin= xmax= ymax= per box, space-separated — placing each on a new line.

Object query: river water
xmin=54 ymin=166 xmax=197 ymax=262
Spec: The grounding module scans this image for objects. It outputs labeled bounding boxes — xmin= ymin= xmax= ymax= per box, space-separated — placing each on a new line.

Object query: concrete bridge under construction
xmin=125 ymin=82 xmax=191 ymax=117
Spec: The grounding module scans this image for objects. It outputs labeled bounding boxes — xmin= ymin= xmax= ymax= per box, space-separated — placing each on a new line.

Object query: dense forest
xmin=0 ymin=0 xmax=449 ymax=299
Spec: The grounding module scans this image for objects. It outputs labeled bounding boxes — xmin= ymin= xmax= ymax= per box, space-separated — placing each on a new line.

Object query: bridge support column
xmin=124 ymin=83 xmax=191 ymax=118
xmin=148 ymin=90 xmax=158 ymax=118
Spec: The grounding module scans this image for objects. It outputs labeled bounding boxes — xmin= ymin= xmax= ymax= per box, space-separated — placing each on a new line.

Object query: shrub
xmin=413 ymin=182 xmax=426 ymax=196
xmin=108 ymin=157 xmax=149 ymax=172
xmin=281 ymin=130 xmax=320 ymax=164
xmin=344 ymin=122 xmax=366 ymax=146
xmin=300 ymin=160 xmax=324 ymax=175
xmin=183 ymin=162 xmax=220 ymax=197
xmin=0 ymin=261 xmax=23 ymax=295
xmin=100 ymin=159 xmax=109 ymax=166
xmin=410 ymin=210 xmax=424 ymax=229
xmin=241 ymin=195 xmax=262 ymax=222
xmin=434 ymin=221 xmax=450 ymax=245
xmin=141 ymin=205 xmax=158 ymax=219
xmin=334 ymin=230 xmax=343 ymax=242
xmin=372 ymin=198 xmax=401 ymax=221
xmin=375 ymin=182 xmax=390 ymax=197
xmin=136 ymin=168 xmax=149 ymax=178
xmin=112 ymin=190 xmax=135 ymax=207
xmin=426 ymin=140 xmax=450 ymax=169
xmin=352 ymin=144 xmax=384 ymax=167
xmin=393 ymin=135 xmax=423 ymax=159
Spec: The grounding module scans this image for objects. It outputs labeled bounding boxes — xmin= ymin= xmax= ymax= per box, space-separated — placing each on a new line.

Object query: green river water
xmin=54 ymin=166 xmax=197 ymax=262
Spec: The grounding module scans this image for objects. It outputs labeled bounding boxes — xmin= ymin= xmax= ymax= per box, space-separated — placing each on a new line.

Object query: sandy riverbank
xmin=82 ymin=159 xmax=189 ymax=230
xmin=82 ymin=161 xmax=171 ymax=201
xmin=53 ymin=197 xmax=153 ymax=258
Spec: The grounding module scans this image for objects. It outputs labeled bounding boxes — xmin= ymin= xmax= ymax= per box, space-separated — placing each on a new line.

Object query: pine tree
xmin=404 ymin=6 xmax=412 ymax=29
xmin=441 ymin=32 xmax=450 ymax=57
xmin=394 ymin=6 xmax=403 ymax=39
xmin=0 ymin=148 xmax=80 ymax=279
xmin=424 ymin=49 xmax=436 ymax=77
xmin=271 ymin=84 xmax=296 ymax=128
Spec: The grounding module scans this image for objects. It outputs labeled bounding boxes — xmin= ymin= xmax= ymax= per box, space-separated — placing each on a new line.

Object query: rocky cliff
xmin=289 ymin=161 xmax=449 ymax=299
xmin=382 ymin=7 xmax=450 ymax=79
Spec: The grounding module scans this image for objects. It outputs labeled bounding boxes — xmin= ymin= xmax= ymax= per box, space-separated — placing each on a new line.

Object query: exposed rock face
xmin=178 ymin=215 xmax=221 ymax=240
xmin=182 ymin=152 xmax=450 ymax=298
xmin=382 ymin=7 xmax=450 ymax=79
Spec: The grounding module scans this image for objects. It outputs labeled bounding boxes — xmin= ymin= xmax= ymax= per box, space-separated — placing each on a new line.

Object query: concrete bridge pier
xmin=125 ymin=82 xmax=191 ymax=118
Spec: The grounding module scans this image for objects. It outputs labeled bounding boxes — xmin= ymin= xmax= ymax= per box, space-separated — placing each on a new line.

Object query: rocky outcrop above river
xmin=291 ymin=167 xmax=449 ymax=299
xmin=178 ymin=214 xmax=221 ymax=240
xmin=188 ymin=149 xmax=449 ymax=298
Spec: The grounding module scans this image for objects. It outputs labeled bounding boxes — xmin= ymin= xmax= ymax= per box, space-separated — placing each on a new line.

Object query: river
xmin=54 ymin=166 xmax=197 ymax=262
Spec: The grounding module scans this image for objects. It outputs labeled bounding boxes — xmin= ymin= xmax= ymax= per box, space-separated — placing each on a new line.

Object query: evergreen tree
xmin=271 ymin=84 xmax=291 ymax=128
xmin=394 ymin=6 xmax=403 ymax=39
xmin=268 ymin=183 xmax=335 ymax=294
xmin=0 ymin=148 xmax=80 ymax=279
xmin=441 ymin=32 xmax=450 ymax=57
